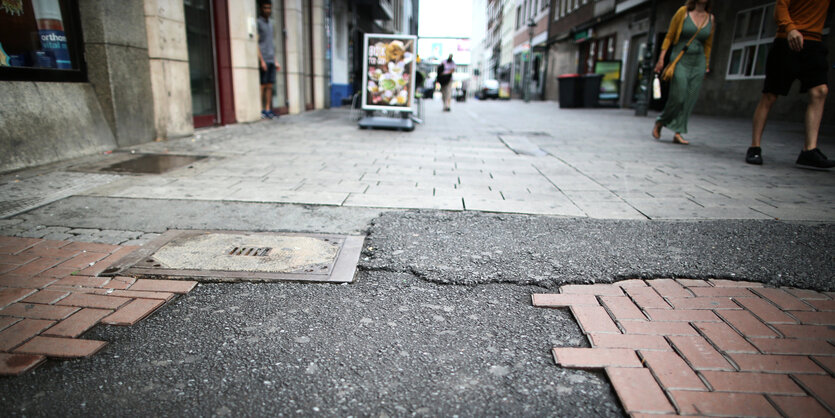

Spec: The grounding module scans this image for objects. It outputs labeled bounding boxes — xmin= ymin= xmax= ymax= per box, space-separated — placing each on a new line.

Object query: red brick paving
xmin=534 ymin=278 xmax=835 ymax=416
xmin=0 ymin=236 xmax=197 ymax=376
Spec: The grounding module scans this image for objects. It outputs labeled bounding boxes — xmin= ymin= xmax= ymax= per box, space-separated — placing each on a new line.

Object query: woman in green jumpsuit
xmin=652 ymin=0 xmax=714 ymax=145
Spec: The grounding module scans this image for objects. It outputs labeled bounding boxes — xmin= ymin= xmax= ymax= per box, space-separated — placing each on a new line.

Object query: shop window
xmin=726 ymin=3 xmax=775 ymax=80
xmin=0 ymin=0 xmax=84 ymax=82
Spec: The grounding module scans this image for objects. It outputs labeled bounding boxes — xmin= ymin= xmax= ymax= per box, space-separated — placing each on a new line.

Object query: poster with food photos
xmin=362 ymin=33 xmax=416 ymax=112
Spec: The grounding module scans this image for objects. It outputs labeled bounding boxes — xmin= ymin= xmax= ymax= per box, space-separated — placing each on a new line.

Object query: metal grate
xmin=228 ymin=247 xmax=272 ymax=256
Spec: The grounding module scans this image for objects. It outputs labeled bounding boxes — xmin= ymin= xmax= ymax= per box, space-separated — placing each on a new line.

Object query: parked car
xmin=477 ymin=79 xmax=499 ymax=99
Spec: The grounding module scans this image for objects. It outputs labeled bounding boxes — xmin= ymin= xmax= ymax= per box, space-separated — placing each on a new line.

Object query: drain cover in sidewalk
xmin=108 ymin=230 xmax=364 ymax=283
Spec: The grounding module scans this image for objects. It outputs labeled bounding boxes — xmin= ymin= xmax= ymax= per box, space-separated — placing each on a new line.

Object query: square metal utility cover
xmin=107 ymin=230 xmax=364 ymax=283
xmin=73 ymin=153 xmax=207 ymax=174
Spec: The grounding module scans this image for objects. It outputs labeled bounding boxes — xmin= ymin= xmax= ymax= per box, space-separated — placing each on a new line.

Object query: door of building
xmin=185 ymin=0 xmax=234 ymax=128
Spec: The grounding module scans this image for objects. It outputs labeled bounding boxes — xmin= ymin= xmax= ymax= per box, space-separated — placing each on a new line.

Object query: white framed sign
xmin=361 ymin=33 xmax=417 ymax=112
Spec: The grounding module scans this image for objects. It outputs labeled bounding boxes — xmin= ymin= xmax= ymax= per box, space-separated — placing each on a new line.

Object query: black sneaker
xmin=796 ymin=148 xmax=835 ymax=170
xmin=745 ymin=147 xmax=763 ymax=165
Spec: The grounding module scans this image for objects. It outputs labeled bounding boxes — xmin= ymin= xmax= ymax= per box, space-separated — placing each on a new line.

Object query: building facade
xmin=511 ymin=0 xmax=549 ymax=99
xmin=0 ymin=0 xmax=411 ymax=173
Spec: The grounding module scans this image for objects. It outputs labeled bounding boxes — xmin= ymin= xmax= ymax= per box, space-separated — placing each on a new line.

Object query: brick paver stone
xmin=55 ymin=293 xmax=131 ymax=310
xmin=569 ymin=306 xmax=620 ymax=334
xmin=62 ymin=242 xmax=120 ymax=254
xmin=669 ymin=391 xmax=780 ymax=416
xmin=668 ymin=335 xmax=733 ymax=370
xmin=730 ymin=353 xmax=826 ymax=374
xmin=0 ymin=319 xmax=55 ymax=351
xmin=53 ymin=276 xmax=110 ymax=288
xmin=643 ymin=308 xmax=720 ymax=322
xmin=605 ymin=367 xmax=675 ymax=414
xmin=790 ymin=311 xmax=835 ymax=326
xmin=0 ymin=237 xmax=40 ymax=254
xmin=695 ymin=322 xmax=758 ymax=353
xmin=101 ymin=298 xmax=165 ymax=326
xmin=588 ymin=334 xmax=669 ymax=350
xmin=690 ymin=287 xmax=756 ymax=298
xmin=0 ymin=287 xmax=37 ymax=308
xmin=786 ymin=288 xmax=832 ymax=300
xmin=128 ymin=279 xmax=197 ymax=294
xmin=700 ymin=370 xmax=805 ymax=395
xmin=614 ymin=279 xmax=647 ymax=288
xmin=620 ymin=320 xmax=698 ymax=336
xmin=0 ymin=303 xmax=78 ymax=320
xmin=560 ymin=284 xmax=624 ymax=296
xmin=624 ymin=286 xmax=671 ymax=310
xmin=551 ymin=347 xmax=642 ymax=369
xmin=600 ymin=296 xmax=646 ymax=320
xmin=0 ymin=275 xmax=58 ymax=289
xmin=735 ymin=297 xmax=797 ymax=324
xmin=716 ymin=309 xmax=779 ymax=338
xmin=752 ymin=288 xmax=814 ymax=311
xmin=666 ymin=297 xmax=740 ymax=310
xmin=709 ymin=279 xmax=763 ymax=288
xmin=749 ymin=338 xmax=835 ymax=356
xmin=639 ymin=350 xmax=707 ymax=390
xmin=21 ymin=290 xmax=69 ymax=305
xmin=531 ymin=294 xmax=599 ymax=308
xmin=102 ymin=276 xmax=136 ymax=290
xmin=806 ymin=299 xmax=835 ymax=311
xmin=54 ymin=252 xmax=109 ymax=271
xmin=0 ymin=353 xmax=46 ymax=376
xmin=676 ymin=279 xmax=711 ymax=287
xmin=774 ymin=323 xmax=835 ymax=340
xmin=769 ymin=395 xmax=832 ymax=418
xmin=14 ymin=336 xmax=106 ymax=358
xmin=648 ymin=279 xmax=693 ymax=299
xmin=793 ymin=374 xmax=835 ymax=411
xmin=9 ymin=257 xmax=65 ymax=277
xmin=43 ymin=308 xmax=112 ymax=338
xmin=108 ymin=290 xmax=175 ymax=301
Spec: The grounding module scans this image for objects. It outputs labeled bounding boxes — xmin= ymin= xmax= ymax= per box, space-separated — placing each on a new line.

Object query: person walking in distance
xmin=651 ymin=0 xmax=715 ymax=145
xmin=437 ymin=54 xmax=456 ymax=111
xmin=258 ymin=0 xmax=281 ymax=119
xmin=747 ymin=0 xmax=833 ymax=169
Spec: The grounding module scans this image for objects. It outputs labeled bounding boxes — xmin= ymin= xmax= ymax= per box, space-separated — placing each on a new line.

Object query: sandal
xmin=652 ymin=122 xmax=662 ymax=139
xmin=673 ymin=134 xmax=689 ymax=145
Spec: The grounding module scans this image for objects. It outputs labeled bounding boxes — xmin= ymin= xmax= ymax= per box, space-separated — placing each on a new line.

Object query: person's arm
xmin=259 ymin=48 xmax=266 ymax=71
xmin=776 ymin=0 xmax=803 ymax=51
xmin=704 ymin=14 xmax=715 ymax=73
xmin=655 ymin=7 xmax=686 ymax=73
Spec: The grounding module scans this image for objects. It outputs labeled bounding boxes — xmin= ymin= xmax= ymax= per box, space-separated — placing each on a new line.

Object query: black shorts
xmin=260 ymin=62 xmax=276 ymax=85
xmin=763 ymin=38 xmax=829 ymax=95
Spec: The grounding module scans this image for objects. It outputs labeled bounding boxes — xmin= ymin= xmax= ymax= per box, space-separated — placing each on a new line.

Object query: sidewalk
xmin=2 ymin=99 xmax=834 ymax=226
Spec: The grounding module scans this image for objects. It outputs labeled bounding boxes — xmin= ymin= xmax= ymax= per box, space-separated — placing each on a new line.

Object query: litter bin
xmin=557 ymin=74 xmax=582 ymax=108
xmin=581 ymin=73 xmax=603 ymax=108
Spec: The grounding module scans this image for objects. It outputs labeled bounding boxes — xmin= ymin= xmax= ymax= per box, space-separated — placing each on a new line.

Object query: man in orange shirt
xmin=747 ymin=0 xmax=833 ymax=169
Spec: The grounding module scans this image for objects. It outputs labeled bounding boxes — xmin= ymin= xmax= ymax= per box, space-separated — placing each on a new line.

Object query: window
xmin=0 ymin=0 xmax=85 ymax=81
xmin=554 ymin=0 xmax=560 ymax=20
xmin=727 ymin=3 xmax=776 ymax=79
xmin=516 ymin=6 xmax=521 ymax=29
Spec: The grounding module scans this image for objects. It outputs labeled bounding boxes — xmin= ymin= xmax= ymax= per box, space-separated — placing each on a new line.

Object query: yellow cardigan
xmin=661 ymin=6 xmax=715 ymax=70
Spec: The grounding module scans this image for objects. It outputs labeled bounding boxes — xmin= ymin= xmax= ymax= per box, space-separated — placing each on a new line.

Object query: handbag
xmin=661 ymin=15 xmax=709 ymax=81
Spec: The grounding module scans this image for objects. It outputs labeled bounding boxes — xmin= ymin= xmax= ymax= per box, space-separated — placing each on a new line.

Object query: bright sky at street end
xmin=418 ymin=0 xmax=473 ymax=38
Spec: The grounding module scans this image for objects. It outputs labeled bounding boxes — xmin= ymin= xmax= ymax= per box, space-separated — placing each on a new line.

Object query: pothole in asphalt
xmin=72 ymin=153 xmax=207 ymax=174
xmin=106 ymin=230 xmax=364 ymax=283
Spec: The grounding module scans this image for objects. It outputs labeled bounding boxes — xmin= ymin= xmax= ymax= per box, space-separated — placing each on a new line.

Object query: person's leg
xmin=803 ymin=84 xmax=828 ymax=151
xmin=265 ymin=83 xmax=274 ymax=115
xmin=751 ymin=93 xmax=778 ymax=147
